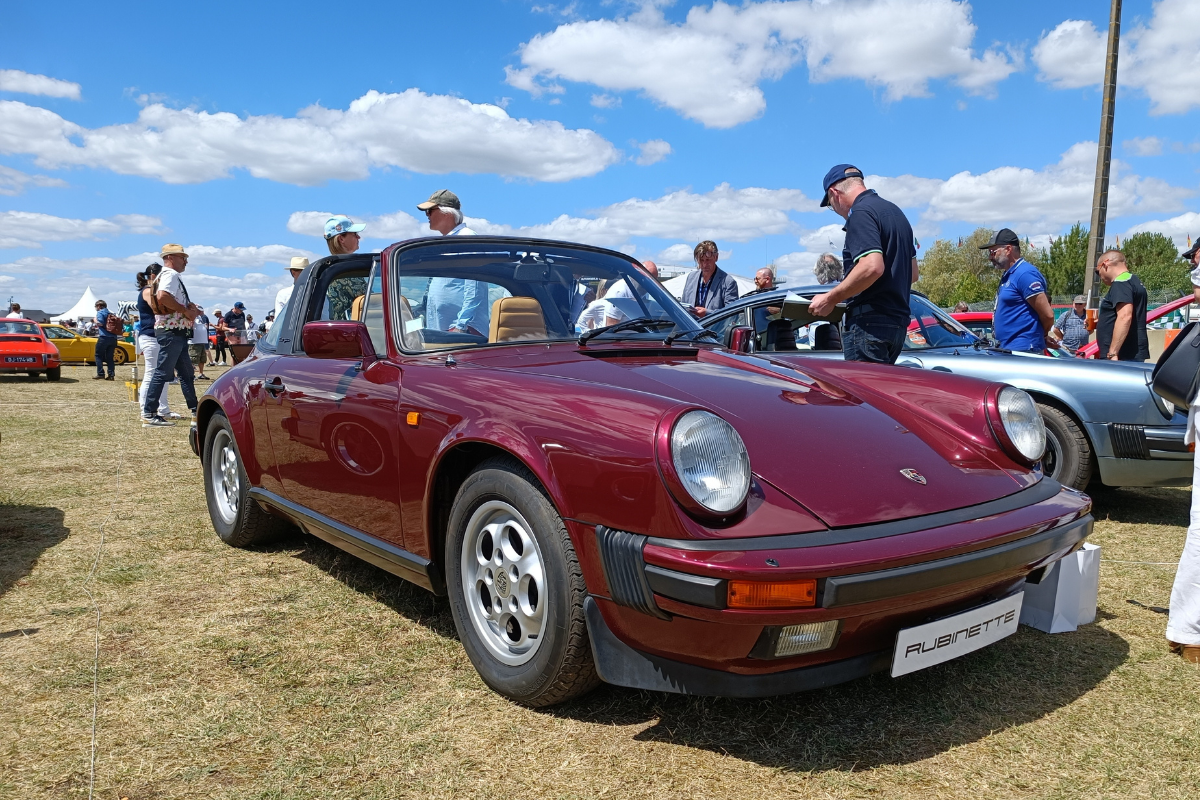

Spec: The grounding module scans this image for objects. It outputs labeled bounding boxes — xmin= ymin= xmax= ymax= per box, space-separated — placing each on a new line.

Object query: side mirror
xmin=302 ymin=321 xmax=377 ymax=360
xmin=729 ymin=326 xmax=755 ymax=354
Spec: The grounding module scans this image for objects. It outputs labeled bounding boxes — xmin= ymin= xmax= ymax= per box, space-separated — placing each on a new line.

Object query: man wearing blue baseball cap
xmin=809 ymin=164 xmax=918 ymax=364
xmin=324 ymin=215 xmax=365 ymax=256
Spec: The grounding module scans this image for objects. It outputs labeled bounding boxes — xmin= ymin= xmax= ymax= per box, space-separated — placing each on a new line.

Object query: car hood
xmin=472 ymin=346 xmax=1028 ymax=528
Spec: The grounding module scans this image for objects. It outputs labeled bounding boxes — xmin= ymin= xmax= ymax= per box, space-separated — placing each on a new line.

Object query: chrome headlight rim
xmin=987 ymin=385 xmax=1046 ymax=466
xmin=658 ymin=408 xmax=752 ymax=519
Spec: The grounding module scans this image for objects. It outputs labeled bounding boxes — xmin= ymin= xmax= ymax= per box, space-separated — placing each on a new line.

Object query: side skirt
xmin=249 ymin=488 xmax=444 ymax=594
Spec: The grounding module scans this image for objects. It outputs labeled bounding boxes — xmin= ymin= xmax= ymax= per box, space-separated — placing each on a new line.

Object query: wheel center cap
xmin=494 ymin=570 xmax=511 ymax=597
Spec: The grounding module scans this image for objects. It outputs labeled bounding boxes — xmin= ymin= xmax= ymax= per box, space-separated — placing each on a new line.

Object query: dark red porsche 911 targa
xmin=191 ymin=237 xmax=1092 ymax=707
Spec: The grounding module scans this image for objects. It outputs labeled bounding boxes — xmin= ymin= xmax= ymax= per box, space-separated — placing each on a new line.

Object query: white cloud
xmin=0 ymin=69 xmax=81 ymax=100
xmin=1031 ymin=19 xmax=1104 ymax=89
xmin=797 ymin=224 xmax=845 ymax=252
xmin=287 ymin=210 xmax=427 ymax=241
xmin=0 ymin=211 xmax=165 ymax=249
xmin=0 ymin=89 xmax=621 ymax=185
xmin=1124 ymin=136 xmax=1164 ymax=156
xmin=0 ymin=164 xmax=67 ymax=196
xmin=1125 ymin=212 xmax=1200 ymax=252
xmin=1035 ymin=1 xmax=1200 ymax=115
xmin=772 ymin=250 xmax=820 ymax=286
xmin=508 ymin=0 xmax=1019 ymax=128
xmin=656 ymin=243 xmax=696 ymax=264
xmin=633 ymin=139 xmax=671 ymax=166
xmin=867 ymin=142 xmax=1193 ymax=233
xmin=465 ymin=183 xmax=820 ymax=248
xmin=590 ymin=93 xmax=621 ymax=108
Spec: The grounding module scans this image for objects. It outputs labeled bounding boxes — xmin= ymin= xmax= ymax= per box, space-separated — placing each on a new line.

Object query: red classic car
xmin=191 ymin=239 xmax=1092 ymax=706
xmin=0 ymin=318 xmax=62 ymax=380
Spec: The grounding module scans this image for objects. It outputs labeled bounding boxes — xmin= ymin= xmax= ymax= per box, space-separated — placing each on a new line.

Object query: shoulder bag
xmin=1151 ymin=320 xmax=1200 ymax=408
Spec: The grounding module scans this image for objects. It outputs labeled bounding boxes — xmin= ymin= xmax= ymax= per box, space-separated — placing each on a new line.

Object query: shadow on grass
xmin=276 ymin=533 xmax=458 ymax=639
xmin=0 ymin=375 xmax=79 ymax=384
xmin=550 ymin=621 xmax=1128 ymax=771
xmin=0 ymin=505 xmax=69 ymax=597
xmin=1089 ymin=485 xmax=1191 ymax=527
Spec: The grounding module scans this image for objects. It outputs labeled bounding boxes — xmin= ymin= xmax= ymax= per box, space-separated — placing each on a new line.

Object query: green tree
xmin=915 ymin=228 xmax=1000 ymax=307
xmin=1042 ymin=222 xmax=1088 ymax=297
xmin=1121 ymin=231 xmax=1190 ymax=294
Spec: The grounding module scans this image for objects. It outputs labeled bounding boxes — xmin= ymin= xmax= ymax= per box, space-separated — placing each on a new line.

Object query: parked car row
xmin=187 ymin=238 xmax=1114 ymax=708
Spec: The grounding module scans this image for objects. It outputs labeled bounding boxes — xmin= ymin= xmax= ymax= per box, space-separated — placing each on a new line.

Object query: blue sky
xmin=2 ymin=0 xmax=1198 ymax=318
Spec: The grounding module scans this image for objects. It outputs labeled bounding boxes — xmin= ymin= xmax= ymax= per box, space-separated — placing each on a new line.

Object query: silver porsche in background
xmin=702 ymin=288 xmax=1191 ymax=492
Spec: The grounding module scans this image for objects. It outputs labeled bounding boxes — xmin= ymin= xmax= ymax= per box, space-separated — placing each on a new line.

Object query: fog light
xmin=775 ymin=620 xmax=839 ymax=657
xmin=728 ymin=579 xmax=817 ymax=609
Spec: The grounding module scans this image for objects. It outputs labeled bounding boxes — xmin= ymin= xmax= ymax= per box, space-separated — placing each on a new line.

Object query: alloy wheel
xmin=460 ymin=499 xmax=548 ymax=666
xmin=210 ymin=429 xmax=240 ymax=525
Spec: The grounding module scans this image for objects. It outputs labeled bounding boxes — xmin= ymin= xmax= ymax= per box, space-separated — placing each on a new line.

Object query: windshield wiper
xmin=578 ymin=317 xmax=676 ymax=345
xmin=664 ymin=328 xmax=721 ymax=346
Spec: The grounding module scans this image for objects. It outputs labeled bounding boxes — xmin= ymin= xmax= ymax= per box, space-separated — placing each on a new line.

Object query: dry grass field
xmin=1 ymin=364 xmax=1198 ymax=800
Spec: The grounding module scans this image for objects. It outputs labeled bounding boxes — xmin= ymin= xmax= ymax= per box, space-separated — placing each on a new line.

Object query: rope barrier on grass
xmin=79 ymin=377 xmax=137 ymax=800
xmin=1102 ymin=559 xmax=1178 ymax=566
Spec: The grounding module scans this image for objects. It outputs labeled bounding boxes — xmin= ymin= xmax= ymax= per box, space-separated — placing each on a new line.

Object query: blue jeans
xmin=94 ymin=337 xmax=117 ymax=377
xmin=843 ymin=316 xmax=907 ymax=364
xmin=142 ymin=329 xmax=197 ymax=418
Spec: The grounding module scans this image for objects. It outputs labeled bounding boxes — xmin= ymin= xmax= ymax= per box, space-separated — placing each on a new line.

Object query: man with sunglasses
xmin=418 ymin=190 xmax=488 ymax=335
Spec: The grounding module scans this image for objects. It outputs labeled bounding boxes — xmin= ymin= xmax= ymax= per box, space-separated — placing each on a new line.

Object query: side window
xmin=358 ymin=272 xmax=387 ymax=354
xmin=706 ymin=310 xmax=747 ymax=348
xmin=322 ymin=275 xmax=368 ymax=321
xmin=392 ymin=275 xmax=509 ymax=351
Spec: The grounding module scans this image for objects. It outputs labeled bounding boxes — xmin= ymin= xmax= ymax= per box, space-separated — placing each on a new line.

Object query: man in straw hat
xmin=141 ymin=244 xmax=200 ymax=427
xmin=275 ymin=256 xmax=309 ymax=320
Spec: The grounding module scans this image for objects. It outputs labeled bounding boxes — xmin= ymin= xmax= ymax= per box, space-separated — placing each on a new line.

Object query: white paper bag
xmin=1019 ymin=543 xmax=1101 ymax=633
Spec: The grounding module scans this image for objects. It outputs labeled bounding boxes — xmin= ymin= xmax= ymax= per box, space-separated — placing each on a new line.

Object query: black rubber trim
xmin=645 ymin=564 xmax=726 ymax=609
xmin=595 ymin=526 xmax=669 ymax=619
xmin=822 ymin=515 xmax=1092 ymax=608
xmin=645 ymin=478 xmax=1063 ymax=552
xmin=1109 ymin=424 xmax=1150 ymax=460
xmin=249 ymin=488 xmax=443 ymax=594
xmin=585 ymin=597 xmax=888 ymax=697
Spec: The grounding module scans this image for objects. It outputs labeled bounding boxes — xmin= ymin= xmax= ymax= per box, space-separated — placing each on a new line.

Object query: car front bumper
xmin=1087 ymin=422 xmax=1193 ymax=487
xmin=576 ymin=479 xmax=1092 ymax=695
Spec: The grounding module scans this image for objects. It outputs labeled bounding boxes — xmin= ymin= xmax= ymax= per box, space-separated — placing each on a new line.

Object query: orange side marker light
xmin=406 ymin=411 xmax=421 ymax=427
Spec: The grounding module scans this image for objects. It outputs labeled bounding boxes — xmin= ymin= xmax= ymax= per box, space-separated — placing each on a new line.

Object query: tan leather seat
xmin=489 ymin=296 xmax=546 ymax=343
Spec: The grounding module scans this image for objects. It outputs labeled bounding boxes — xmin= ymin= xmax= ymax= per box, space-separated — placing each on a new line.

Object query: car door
xmin=264 ymin=257 xmax=406 ymax=548
xmin=42 ymin=326 xmax=82 ymax=361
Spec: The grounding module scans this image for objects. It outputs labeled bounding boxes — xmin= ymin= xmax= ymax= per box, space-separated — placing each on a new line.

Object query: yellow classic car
xmin=39 ymin=324 xmax=136 ymax=365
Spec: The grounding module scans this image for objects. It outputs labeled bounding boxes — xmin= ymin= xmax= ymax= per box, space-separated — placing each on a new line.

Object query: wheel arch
xmin=425 ymin=440 xmax=562 ymax=593
xmin=1021 ymin=389 xmax=1092 ymax=447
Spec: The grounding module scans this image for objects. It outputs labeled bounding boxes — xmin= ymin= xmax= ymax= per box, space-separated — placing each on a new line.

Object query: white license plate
xmin=891 ymin=592 xmax=1024 ymax=678
xmin=5 ymin=356 xmax=36 ymax=363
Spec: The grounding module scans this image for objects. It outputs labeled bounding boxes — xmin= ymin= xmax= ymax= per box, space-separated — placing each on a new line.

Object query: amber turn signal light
xmin=727 ymin=579 xmax=817 ymax=609
xmin=406 ymin=411 xmax=421 ymax=427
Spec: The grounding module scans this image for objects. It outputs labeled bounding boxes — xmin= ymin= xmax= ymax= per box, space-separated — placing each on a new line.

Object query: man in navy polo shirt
xmin=982 ymin=229 xmax=1061 ymax=353
xmin=810 ymin=164 xmax=918 ymax=364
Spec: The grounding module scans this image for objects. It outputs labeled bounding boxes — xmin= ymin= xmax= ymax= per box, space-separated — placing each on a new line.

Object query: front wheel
xmin=1037 ymin=402 xmax=1093 ymax=491
xmin=202 ymin=410 xmax=291 ymax=547
xmin=445 ymin=458 xmax=598 ymax=707
xmin=114 ymin=347 xmax=128 ymax=365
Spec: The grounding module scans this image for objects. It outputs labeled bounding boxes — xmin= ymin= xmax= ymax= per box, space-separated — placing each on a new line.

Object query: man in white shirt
xmin=419 ymin=190 xmax=490 ymax=334
xmin=142 ymin=244 xmax=200 ymax=426
xmin=6 ymin=302 xmax=23 ymax=318
xmin=275 ymin=257 xmax=308 ymax=320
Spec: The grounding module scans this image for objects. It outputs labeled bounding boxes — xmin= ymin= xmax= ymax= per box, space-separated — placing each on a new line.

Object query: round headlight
xmin=997 ymin=386 xmax=1046 ymax=462
xmin=670 ymin=410 xmax=751 ymax=514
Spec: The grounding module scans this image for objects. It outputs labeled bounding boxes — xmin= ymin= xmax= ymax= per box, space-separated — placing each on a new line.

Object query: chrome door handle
xmin=265 ymin=376 xmax=285 ymax=395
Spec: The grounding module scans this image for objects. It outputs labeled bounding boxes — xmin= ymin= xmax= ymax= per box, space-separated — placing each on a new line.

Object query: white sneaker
xmin=162 ymin=412 xmax=185 ymax=420
xmin=141 ymin=416 xmax=174 ymax=427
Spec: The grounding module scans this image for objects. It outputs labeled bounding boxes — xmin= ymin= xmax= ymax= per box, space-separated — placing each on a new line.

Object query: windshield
xmin=905 ymin=295 xmax=982 ymax=350
xmin=0 ymin=321 xmax=41 ymax=336
xmin=390 ymin=241 xmax=700 ymax=351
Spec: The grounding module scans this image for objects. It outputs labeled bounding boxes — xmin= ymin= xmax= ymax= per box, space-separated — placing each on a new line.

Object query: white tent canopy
xmin=662 ymin=272 xmax=756 ymax=303
xmin=50 ymin=286 xmax=108 ymax=322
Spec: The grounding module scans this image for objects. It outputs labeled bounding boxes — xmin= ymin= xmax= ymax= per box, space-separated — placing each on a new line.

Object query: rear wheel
xmin=46 ymin=367 xmax=61 ymax=381
xmin=114 ymin=347 xmax=128 ymax=365
xmin=1037 ymin=402 xmax=1092 ymax=491
xmin=203 ymin=411 xmax=291 ymax=547
xmin=445 ymin=457 xmax=598 ymax=707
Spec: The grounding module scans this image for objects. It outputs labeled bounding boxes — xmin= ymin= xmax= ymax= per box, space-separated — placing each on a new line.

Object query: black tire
xmin=46 ymin=367 xmax=61 ymax=381
xmin=1037 ymin=402 xmax=1092 ymax=491
xmin=445 ymin=457 xmax=599 ymax=707
xmin=202 ymin=410 xmax=291 ymax=547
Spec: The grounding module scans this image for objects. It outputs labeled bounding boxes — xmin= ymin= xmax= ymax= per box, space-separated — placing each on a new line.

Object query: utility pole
xmin=1083 ymin=0 xmax=1123 ymax=308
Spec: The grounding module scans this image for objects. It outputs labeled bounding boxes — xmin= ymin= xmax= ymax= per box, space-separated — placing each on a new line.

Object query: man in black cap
xmin=982 ymin=228 xmax=1060 ymax=353
xmin=1186 ymin=240 xmax=1200 ymax=305
xmin=809 ymin=164 xmax=917 ymax=364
